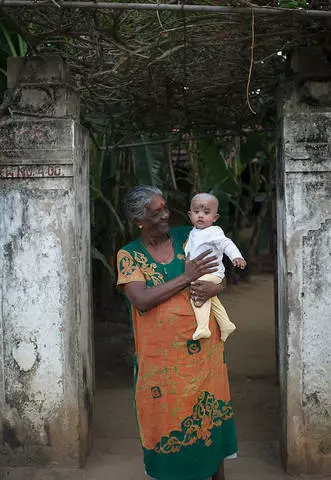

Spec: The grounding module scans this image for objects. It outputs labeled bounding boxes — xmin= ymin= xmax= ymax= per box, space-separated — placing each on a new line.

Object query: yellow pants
xmin=190 ymin=274 xmax=236 ymax=342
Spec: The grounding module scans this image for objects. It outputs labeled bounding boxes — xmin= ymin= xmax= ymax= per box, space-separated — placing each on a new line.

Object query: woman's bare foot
xmin=212 ymin=460 xmax=225 ymax=480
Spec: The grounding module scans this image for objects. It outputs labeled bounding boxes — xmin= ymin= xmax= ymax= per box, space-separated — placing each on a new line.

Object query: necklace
xmin=140 ymin=236 xmax=174 ymax=276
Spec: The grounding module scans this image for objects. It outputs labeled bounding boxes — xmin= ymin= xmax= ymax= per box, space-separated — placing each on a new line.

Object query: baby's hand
xmin=232 ymin=258 xmax=247 ymax=269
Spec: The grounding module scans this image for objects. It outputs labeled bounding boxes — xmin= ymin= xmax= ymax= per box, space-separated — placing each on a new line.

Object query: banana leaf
xmin=0 ymin=23 xmax=27 ymax=57
xmin=132 ymin=135 xmax=164 ymax=188
xmin=91 ymin=246 xmax=115 ymax=282
xmin=90 ymin=185 xmax=125 ymax=236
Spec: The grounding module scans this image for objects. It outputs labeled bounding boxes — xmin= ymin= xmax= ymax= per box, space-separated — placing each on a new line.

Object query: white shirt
xmin=184 ymin=226 xmax=244 ymax=278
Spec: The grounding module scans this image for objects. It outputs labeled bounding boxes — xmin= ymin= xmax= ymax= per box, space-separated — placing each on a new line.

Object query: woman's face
xmin=140 ymin=195 xmax=170 ymax=236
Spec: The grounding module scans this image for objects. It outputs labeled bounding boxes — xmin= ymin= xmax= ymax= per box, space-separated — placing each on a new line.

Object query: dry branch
xmin=0 ymin=2 xmax=330 ymax=134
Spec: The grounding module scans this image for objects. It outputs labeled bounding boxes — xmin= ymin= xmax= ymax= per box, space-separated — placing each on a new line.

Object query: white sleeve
xmin=216 ymin=227 xmax=244 ymax=261
xmin=184 ymin=233 xmax=191 ymax=256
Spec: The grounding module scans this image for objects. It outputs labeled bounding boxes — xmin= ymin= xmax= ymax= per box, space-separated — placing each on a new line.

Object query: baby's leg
xmin=193 ymin=274 xmax=236 ymax=342
xmin=191 ymin=274 xmax=221 ymax=341
xmin=190 ymin=297 xmax=212 ymax=340
xmin=192 ymin=273 xmax=222 ymax=307
xmin=211 ymin=297 xmax=236 ymax=342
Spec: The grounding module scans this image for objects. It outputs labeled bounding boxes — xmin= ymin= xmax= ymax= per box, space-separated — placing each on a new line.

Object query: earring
xmin=138 ymin=225 xmax=143 ymax=229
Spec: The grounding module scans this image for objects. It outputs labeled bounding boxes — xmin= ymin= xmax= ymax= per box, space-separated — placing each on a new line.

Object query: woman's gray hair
xmin=125 ymin=185 xmax=163 ymax=222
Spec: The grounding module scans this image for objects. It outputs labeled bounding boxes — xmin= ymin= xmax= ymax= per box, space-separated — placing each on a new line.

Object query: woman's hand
xmin=190 ymin=278 xmax=226 ymax=306
xmin=183 ymin=250 xmax=218 ymax=283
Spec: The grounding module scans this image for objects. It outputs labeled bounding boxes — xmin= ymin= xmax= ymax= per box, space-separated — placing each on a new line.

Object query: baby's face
xmin=188 ymin=198 xmax=219 ymax=229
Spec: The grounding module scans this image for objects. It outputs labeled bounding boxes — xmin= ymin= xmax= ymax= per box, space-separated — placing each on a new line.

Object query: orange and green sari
xmin=117 ymin=226 xmax=237 ymax=480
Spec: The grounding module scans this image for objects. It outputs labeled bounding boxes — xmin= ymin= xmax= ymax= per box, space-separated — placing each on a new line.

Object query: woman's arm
xmin=124 ymin=251 xmax=218 ymax=312
xmin=124 ymin=276 xmax=188 ymax=312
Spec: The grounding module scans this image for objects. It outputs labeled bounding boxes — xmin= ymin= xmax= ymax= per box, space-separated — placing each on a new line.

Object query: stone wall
xmin=0 ymin=56 xmax=93 ymax=467
xmin=277 ymin=50 xmax=331 ymax=474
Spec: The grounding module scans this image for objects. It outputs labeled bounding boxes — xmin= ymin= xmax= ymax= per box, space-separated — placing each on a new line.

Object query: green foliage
xmin=131 ymin=137 xmax=164 ymax=188
xmin=197 ymin=138 xmax=236 ymax=229
xmin=278 ymin=0 xmax=307 ymax=8
xmin=91 ymin=246 xmax=116 ymax=282
xmin=0 ymin=23 xmax=27 ymax=101
xmin=0 ymin=22 xmax=27 ymax=63
xmin=89 ymin=128 xmax=188 ymax=282
xmin=197 ymin=131 xmax=275 ymax=263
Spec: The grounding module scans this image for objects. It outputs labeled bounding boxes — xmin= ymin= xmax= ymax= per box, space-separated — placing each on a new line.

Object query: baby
xmin=185 ymin=193 xmax=247 ymax=342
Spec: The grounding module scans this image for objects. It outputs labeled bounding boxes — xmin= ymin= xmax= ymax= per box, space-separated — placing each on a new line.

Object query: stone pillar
xmin=0 ymin=56 xmax=93 ymax=468
xmin=277 ymin=48 xmax=331 ymax=474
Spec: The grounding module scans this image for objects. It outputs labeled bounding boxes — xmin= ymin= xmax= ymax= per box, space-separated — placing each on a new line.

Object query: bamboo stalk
xmin=1 ymin=1 xmax=331 ymax=18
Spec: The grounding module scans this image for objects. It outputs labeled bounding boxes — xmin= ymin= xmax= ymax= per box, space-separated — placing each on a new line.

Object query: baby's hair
xmin=191 ymin=193 xmax=219 ymax=210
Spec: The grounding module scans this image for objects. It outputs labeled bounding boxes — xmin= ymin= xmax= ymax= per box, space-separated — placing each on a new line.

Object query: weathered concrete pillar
xmin=0 ymin=56 xmax=93 ymax=468
xmin=277 ymin=47 xmax=331 ymax=474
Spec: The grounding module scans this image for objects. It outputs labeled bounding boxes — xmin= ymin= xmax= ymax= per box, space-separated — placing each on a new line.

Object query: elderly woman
xmin=117 ymin=185 xmax=237 ymax=480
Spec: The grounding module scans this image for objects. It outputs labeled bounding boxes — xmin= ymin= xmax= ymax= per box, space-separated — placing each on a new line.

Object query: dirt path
xmin=222 ymin=274 xmax=279 ymax=444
